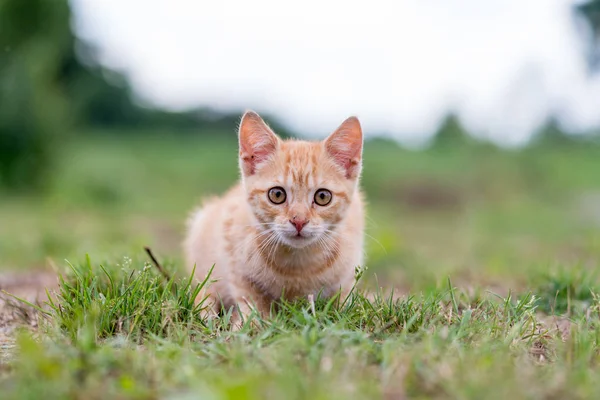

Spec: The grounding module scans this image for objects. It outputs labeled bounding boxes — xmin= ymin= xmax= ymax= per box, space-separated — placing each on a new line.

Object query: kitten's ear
xmin=325 ymin=116 xmax=363 ymax=179
xmin=238 ymin=111 xmax=280 ymax=176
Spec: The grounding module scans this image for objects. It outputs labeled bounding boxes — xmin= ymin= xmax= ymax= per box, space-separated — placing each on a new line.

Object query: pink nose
xmin=290 ymin=218 xmax=309 ymax=233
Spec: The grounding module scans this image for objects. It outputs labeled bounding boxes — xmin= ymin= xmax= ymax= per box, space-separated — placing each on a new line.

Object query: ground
xmin=1 ymin=134 xmax=599 ymax=399
xmin=0 ymin=271 xmax=55 ymax=359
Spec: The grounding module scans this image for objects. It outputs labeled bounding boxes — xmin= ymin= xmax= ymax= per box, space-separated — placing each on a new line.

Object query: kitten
xmin=184 ymin=111 xmax=365 ymax=326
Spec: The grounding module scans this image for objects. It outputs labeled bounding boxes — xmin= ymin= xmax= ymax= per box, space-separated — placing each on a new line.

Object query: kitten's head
xmin=238 ymin=111 xmax=363 ymax=249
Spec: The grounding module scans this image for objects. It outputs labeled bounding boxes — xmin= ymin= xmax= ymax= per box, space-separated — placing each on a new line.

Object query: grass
xmin=532 ymin=267 xmax=600 ymax=315
xmin=0 ymin=255 xmax=572 ymax=399
xmin=2 ymin=255 xmax=600 ymax=399
xmin=1 ymin=131 xmax=600 ymax=398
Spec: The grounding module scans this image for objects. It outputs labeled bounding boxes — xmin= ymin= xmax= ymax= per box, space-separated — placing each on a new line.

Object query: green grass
xmin=2 ymin=255 xmax=600 ymax=399
xmin=1 ymin=131 xmax=600 ymax=398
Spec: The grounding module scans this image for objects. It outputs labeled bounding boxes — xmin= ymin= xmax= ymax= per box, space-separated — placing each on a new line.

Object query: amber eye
xmin=314 ymin=189 xmax=332 ymax=206
xmin=268 ymin=187 xmax=287 ymax=204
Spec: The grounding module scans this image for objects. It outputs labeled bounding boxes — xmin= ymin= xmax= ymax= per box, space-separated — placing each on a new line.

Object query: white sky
xmin=70 ymin=0 xmax=600 ymax=146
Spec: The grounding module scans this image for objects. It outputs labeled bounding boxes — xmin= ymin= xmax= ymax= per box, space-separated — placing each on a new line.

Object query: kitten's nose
xmin=290 ymin=217 xmax=309 ymax=234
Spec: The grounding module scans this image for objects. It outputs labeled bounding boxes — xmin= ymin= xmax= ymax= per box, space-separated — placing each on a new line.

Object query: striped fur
xmin=184 ymin=111 xmax=365 ymax=327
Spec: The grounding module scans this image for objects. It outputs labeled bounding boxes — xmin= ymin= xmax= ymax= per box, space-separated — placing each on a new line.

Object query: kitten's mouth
xmin=280 ymin=231 xmax=317 ymax=248
xmin=288 ymin=233 xmax=308 ymax=241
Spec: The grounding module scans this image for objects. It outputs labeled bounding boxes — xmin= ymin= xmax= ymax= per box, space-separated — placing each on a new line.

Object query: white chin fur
xmin=279 ymin=233 xmax=319 ymax=249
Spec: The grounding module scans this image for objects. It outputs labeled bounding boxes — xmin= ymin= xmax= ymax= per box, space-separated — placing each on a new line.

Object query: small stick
xmin=144 ymin=247 xmax=172 ymax=281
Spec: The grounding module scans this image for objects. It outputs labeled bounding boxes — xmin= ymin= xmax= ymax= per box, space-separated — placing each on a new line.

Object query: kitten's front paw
xmin=229 ymin=300 xmax=263 ymax=331
xmin=229 ymin=317 xmax=244 ymax=332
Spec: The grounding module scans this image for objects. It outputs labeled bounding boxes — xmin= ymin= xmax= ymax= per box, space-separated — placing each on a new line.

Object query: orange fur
xmin=184 ymin=111 xmax=365 ymax=326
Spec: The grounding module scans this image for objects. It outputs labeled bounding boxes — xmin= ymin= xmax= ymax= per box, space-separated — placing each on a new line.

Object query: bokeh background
xmin=1 ymin=0 xmax=600 ymax=294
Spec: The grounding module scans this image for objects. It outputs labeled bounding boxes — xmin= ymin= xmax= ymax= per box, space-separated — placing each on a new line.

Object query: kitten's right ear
xmin=238 ymin=111 xmax=280 ymax=176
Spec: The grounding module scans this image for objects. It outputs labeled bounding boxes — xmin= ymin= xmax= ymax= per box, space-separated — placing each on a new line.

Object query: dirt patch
xmin=0 ymin=270 xmax=57 ymax=329
xmin=0 ymin=270 xmax=57 ymax=357
xmin=392 ymin=181 xmax=465 ymax=211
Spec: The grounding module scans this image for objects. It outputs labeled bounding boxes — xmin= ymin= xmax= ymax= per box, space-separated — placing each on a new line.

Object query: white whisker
xmin=363 ymin=232 xmax=387 ymax=254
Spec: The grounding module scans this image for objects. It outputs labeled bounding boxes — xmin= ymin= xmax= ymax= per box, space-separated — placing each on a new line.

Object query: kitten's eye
xmin=314 ymin=189 xmax=332 ymax=206
xmin=268 ymin=187 xmax=287 ymax=205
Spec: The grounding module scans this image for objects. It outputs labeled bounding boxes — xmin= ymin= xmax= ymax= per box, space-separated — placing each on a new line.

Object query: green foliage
xmin=532 ymin=118 xmax=600 ymax=148
xmin=532 ymin=267 xmax=600 ymax=315
xmin=431 ymin=113 xmax=479 ymax=149
xmin=45 ymin=255 xmax=212 ymax=341
xmin=0 ymin=0 xmax=71 ymax=189
xmin=0 ymin=254 xmax=580 ymax=399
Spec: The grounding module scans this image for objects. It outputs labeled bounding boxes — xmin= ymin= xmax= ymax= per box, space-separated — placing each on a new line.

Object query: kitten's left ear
xmin=325 ymin=116 xmax=363 ymax=179
xmin=239 ymin=111 xmax=280 ymax=176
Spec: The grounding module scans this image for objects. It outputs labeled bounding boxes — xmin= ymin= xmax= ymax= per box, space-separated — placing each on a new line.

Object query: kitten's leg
xmin=230 ymin=289 xmax=271 ymax=330
xmin=232 ymin=300 xmax=257 ymax=330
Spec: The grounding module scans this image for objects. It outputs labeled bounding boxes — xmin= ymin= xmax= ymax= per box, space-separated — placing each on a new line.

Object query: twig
xmin=144 ymin=247 xmax=172 ymax=281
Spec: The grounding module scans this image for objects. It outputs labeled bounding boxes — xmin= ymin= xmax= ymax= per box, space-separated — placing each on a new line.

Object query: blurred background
xmin=1 ymin=0 xmax=599 ymax=293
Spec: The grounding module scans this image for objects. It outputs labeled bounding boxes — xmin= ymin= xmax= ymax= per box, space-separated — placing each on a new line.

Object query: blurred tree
xmin=0 ymin=0 xmax=72 ymax=190
xmin=577 ymin=0 xmax=600 ymax=69
xmin=531 ymin=118 xmax=577 ymax=147
xmin=431 ymin=114 xmax=478 ymax=149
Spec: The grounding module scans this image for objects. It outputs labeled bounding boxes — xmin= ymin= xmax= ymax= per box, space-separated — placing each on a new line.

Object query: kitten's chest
xmin=230 ymin=228 xmax=356 ymax=301
xmin=245 ymin=255 xmax=347 ymax=301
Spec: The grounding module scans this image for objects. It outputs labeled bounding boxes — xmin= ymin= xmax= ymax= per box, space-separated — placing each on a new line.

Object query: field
xmin=1 ymin=131 xmax=600 ymax=399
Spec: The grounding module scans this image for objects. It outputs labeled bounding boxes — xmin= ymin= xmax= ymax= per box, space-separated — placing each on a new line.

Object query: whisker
xmin=322 ymin=227 xmax=385 ymax=254
xmin=255 ymin=230 xmax=282 ymax=265
xmin=252 ymin=231 xmax=277 ymax=262
xmin=364 ymin=214 xmax=379 ymax=229
xmin=319 ymin=231 xmax=341 ymax=256
xmin=323 ymin=234 xmax=341 ymax=255
xmin=363 ymin=232 xmax=387 ymax=254
xmin=266 ymin=233 xmax=281 ymax=263
xmin=231 ymin=226 xmax=275 ymax=254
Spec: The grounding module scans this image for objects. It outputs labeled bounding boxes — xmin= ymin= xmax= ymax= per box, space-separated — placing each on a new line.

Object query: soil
xmin=0 ymin=270 xmax=57 ymax=362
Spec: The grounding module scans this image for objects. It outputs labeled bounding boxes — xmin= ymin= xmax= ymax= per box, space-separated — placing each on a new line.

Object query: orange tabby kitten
xmin=184 ymin=111 xmax=365 ymax=325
